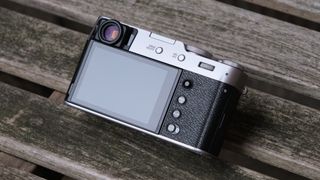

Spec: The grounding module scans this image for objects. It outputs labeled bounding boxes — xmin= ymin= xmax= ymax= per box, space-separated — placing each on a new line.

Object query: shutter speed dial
xmin=219 ymin=59 xmax=244 ymax=71
xmin=185 ymin=45 xmax=212 ymax=59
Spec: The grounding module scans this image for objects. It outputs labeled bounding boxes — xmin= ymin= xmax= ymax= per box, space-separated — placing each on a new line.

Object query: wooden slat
xmin=0 ymin=162 xmax=43 ymax=180
xmin=0 ymin=6 xmax=83 ymax=93
xmin=227 ymin=88 xmax=320 ymax=179
xmin=0 ymin=82 xmax=273 ymax=180
xmin=243 ymin=0 xmax=320 ymax=23
xmin=6 ymin=0 xmax=320 ymax=100
xmin=49 ymin=91 xmax=66 ymax=104
xmin=0 ymin=6 xmax=320 ymax=179
xmin=0 ymin=152 xmax=36 ymax=172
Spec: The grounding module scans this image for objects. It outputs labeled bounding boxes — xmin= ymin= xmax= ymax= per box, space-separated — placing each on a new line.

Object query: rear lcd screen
xmin=70 ymin=41 xmax=179 ymax=132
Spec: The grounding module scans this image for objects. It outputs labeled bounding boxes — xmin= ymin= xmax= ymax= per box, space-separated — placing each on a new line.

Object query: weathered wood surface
xmin=0 ymin=6 xmax=320 ymax=179
xmin=0 ymin=7 xmax=83 ymax=93
xmin=49 ymin=91 xmax=66 ymax=104
xmin=227 ymin=88 xmax=320 ymax=180
xmin=0 ymin=152 xmax=36 ymax=172
xmin=0 ymin=82 xmax=273 ymax=180
xmin=243 ymin=0 xmax=320 ymax=23
xmin=7 ymin=0 xmax=320 ymax=100
xmin=0 ymin=162 xmax=43 ymax=180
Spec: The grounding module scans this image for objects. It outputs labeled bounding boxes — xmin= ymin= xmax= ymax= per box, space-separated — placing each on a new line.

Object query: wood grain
xmin=228 ymin=88 xmax=320 ymax=179
xmin=0 ymin=162 xmax=43 ymax=180
xmin=0 ymin=7 xmax=85 ymax=93
xmin=0 ymin=82 xmax=272 ymax=180
xmin=6 ymin=0 xmax=320 ymax=100
xmin=0 ymin=6 xmax=319 ymax=179
xmin=0 ymin=152 xmax=36 ymax=172
xmin=243 ymin=0 xmax=320 ymax=23
xmin=49 ymin=91 xmax=66 ymax=104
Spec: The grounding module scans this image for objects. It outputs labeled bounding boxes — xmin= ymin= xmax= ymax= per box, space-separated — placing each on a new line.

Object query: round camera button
xmin=155 ymin=47 xmax=163 ymax=54
xmin=178 ymin=96 xmax=186 ymax=104
xmin=183 ymin=80 xmax=192 ymax=88
xmin=167 ymin=124 xmax=176 ymax=132
xmin=177 ymin=54 xmax=185 ymax=61
xmin=172 ymin=110 xmax=181 ymax=118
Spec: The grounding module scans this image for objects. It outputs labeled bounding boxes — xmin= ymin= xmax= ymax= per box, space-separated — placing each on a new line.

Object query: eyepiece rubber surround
xmin=99 ymin=20 xmax=123 ymax=44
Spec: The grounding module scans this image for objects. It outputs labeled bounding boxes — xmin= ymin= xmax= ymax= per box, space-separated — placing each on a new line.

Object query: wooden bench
xmin=242 ymin=0 xmax=320 ymax=24
xmin=0 ymin=0 xmax=319 ymax=179
xmin=0 ymin=162 xmax=43 ymax=180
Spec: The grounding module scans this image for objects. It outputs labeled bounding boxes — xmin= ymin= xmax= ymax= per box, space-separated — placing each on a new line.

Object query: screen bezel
xmin=66 ymin=40 xmax=181 ymax=133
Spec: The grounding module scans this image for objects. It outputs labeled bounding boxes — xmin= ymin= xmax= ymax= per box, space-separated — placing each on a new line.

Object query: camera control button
xmin=155 ymin=47 xmax=163 ymax=54
xmin=199 ymin=62 xmax=215 ymax=71
xmin=177 ymin=54 xmax=185 ymax=61
xmin=178 ymin=96 xmax=186 ymax=104
xmin=167 ymin=124 xmax=176 ymax=132
xmin=172 ymin=110 xmax=181 ymax=118
xmin=183 ymin=80 xmax=192 ymax=88
xmin=167 ymin=124 xmax=180 ymax=134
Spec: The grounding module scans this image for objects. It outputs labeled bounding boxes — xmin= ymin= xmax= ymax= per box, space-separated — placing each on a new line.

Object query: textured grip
xmin=159 ymin=70 xmax=240 ymax=155
xmin=199 ymin=82 xmax=241 ymax=155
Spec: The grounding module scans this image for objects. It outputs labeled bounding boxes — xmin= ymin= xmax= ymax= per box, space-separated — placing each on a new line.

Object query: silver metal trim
xmin=150 ymin=33 xmax=176 ymax=44
xmin=220 ymin=59 xmax=244 ymax=71
xmin=95 ymin=16 xmax=247 ymax=91
xmin=129 ymin=28 xmax=247 ymax=92
xmin=65 ymin=101 xmax=210 ymax=156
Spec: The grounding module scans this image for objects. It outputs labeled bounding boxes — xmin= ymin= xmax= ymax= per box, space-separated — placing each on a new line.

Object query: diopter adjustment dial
xmin=185 ymin=45 xmax=212 ymax=59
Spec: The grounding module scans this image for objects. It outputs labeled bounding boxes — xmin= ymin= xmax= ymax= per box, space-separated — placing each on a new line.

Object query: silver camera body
xmin=65 ymin=17 xmax=247 ymax=155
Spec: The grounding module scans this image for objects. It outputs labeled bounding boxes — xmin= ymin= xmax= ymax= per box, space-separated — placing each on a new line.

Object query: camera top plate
xmin=128 ymin=28 xmax=246 ymax=92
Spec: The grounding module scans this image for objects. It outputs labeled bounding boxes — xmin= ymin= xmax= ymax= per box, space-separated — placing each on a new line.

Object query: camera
xmin=65 ymin=17 xmax=247 ymax=155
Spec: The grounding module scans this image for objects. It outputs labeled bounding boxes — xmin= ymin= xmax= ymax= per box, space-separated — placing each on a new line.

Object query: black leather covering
xmin=159 ymin=70 xmax=240 ymax=155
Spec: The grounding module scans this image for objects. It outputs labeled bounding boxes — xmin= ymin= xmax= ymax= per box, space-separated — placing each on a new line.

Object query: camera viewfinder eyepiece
xmin=99 ymin=20 xmax=123 ymax=44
